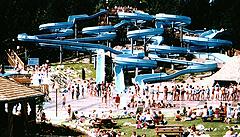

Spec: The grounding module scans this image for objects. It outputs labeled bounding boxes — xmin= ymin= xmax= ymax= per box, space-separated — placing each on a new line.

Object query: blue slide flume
xmin=17 ymin=9 xmax=233 ymax=92
xmin=134 ymin=59 xmax=217 ymax=86
xmin=17 ymin=33 xmax=122 ymax=54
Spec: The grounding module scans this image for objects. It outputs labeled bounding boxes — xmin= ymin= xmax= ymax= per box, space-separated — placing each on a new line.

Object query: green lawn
xmin=114 ymin=117 xmax=238 ymax=137
xmin=51 ymin=62 xmax=96 ymax=79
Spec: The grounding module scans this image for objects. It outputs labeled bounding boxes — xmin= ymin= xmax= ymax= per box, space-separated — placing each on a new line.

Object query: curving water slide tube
xmin=39 ymin=9 xmax=108 ymax=30
xmin=18 ymin=9 xmax=232 ymax=92
xmin=117 ymin=11 xmax=232 ymax=89
xmin=155 ymin=13 xmax=191 ymax=27
xmin=134 ymin=58 xmax=217 ymax=86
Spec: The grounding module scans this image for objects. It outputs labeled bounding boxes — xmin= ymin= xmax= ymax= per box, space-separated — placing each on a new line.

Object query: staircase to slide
xmin=6 ymin=50 xmax=25 ymax=70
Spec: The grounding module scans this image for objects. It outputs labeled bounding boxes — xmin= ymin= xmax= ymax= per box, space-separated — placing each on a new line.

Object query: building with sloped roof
xmin=0 ymin=77 xmax=44 ymax=137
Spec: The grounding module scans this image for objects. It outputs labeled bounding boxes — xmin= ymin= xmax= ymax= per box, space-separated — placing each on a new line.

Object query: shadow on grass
xmin=29 ymin=122 xmax=86 ymax=136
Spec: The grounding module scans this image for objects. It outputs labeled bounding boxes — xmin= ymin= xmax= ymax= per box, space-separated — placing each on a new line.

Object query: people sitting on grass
xmin=70 ymin=111 xmax=78 ymax=121
xmin=224 ymin=127 xmax=234 ymax=137
xmin=118 ymin=107 xmax=129 ymax=118
xmin=187 ymin=107 xmax=193 ymax=116
xmin=185 ymin=111 xmax=197 ymax=121
xmin=135 ymin=109 xmax=160 ymax=129
xmin=182 ymin=107 xmax=187 ymax=116
xmin=208 ymin=106 xmax=214 ymax=122
xmin=175 ymin=110 xmax=182 ymax=121
xmin=202 ymin=105 xmax=209 ymax=122
xmin=153 ymin=110 xmax=166 ymax=125
xmin=236 ymin=102 xmax=240 ymax=121
xmin=214 ymin=107 xmax=220 ymax=118
xmin=90 ymin=128 xmax=119 ymax=137
xmin=145 ymin=110 xmax=155 ymax=128
xmin=89 ymin=109 xmax=98 ymax=124
xmin=152 ymin=111 xmax=159 ymax=124
xmin=79 ymin=111 xmax=86 ymax=123
xmin=106 ymin=110 xmax=113 ymax=119
xmin=131 ymin=131 xmax=137 ymax=137
xmin=136 ymin=120 xmax=143 ymax=129
xmin=64 ymin=110 xmax=82 ymax=123
xmin=226 ymin=103 xmax=233 ymax=124
xmin=186 ymin=125 xmax=199 ymax=137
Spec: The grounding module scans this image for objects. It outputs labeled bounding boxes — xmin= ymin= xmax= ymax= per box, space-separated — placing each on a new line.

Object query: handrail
xmin=208 ymin=54 xmax=226 ymax=64
xmin=6 ymin=50 xmax=25 ymax=70
xmin=6 ymin=51 xmax=15 ymax=67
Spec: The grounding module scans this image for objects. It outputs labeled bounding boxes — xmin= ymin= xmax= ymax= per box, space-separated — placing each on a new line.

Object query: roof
xmin=11 ymin=77 xmax=31 ymax=84
xmin=213 ymin=56 xmax=240 ymax=82
xmin=202 ymin=56 xmax=240 ymax=86
xmin=0 ymin=77 xmax=44 ymax=103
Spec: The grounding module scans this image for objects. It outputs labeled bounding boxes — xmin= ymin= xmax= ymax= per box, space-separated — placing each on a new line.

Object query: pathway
xmin=42 ymin=90 xmax=222 ymax=124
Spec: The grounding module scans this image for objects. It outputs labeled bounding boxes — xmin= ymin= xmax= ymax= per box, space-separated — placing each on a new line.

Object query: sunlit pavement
xmin=43 ymin=90 xmax=222 ymax=124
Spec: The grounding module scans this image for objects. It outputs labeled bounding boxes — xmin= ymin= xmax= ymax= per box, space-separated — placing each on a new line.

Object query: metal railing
xmin=6 ymin=50 xmax=25 ymax=70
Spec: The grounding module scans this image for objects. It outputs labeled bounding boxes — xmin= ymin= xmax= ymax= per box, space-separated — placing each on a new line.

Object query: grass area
xmin=174 ymin=71 xmax=211 ymax=83
xmin=51 ymin=62 xmax=96 ymax=79
xmin=114 ymin=117 xmax=238 ymax=137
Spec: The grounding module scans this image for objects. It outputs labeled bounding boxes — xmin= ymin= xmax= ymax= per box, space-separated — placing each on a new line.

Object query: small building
xmin=0 ymin=77 xmax=44 ymax=137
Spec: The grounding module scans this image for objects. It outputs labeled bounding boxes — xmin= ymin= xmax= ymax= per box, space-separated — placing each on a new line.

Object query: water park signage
xmin=28 ymin=58 xmax=39 ymax=66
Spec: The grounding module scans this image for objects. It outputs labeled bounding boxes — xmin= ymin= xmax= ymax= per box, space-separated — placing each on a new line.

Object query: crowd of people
xmin=179 ymin=102 xmax=240 ymax=124
xmin=29 ymin=64 xmax=240 ymax=137
xmin=145 ymin=82 xmax=240 ymax=102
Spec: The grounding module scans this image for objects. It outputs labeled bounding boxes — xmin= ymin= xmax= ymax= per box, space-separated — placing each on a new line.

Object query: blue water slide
xmin=134 ymin=73 xmax=168 ymax=84
xmin=114 ymin=54 xmax=157 ymax=92
xmin=67 ymin=32 xmax=116 ymax=42
xmin=82 ymin=20 xmax=130 ymax=35
xmin=135 ymin=60 xmax=217 ymax=85
xmin=121 ymin=49 xmax=145 ymax=55
xmin=17 ymin=8 xmax=232 ymax=94
xmin=127 ymin=28 xmax=164 ymax=39
xmin=82 ymin=26 xmax=115 ymax=34
xmin=154 ymin=57 xmax=203 ymax=65
xmin=199 ymin=29 xmax=225 ymax=39
xmin=35 ymin=29 xmax=74 ymax=39
xmin=39 ymin=22 xmax=74 ymax=31
xmin=193 ymin=52 xmax=231 ymax=63
xmin=17 ymin=33 xmax=122 ymax=54
xmin=38 ymin=43 xmax=97 ymax=52
xmin=148 ymin=44 xmax=227 ymax=54
xmin=118 ymin=10 xmax=154 ymax=21
xmin=67 ymin=15 xmax=89 ymax=22
xmin=96 ymin=49 xmax=105 ymax=84
xmin=67 ymin=9 xmax=108 ymax=22
xmin=183 ymin=35 xmax=232 ymax=47
xmin=188 ymin=45 xmax=209 ymax=51
xmin=206 ymin=53 xmax=231 ymax=63
xmin=39 ymin=9 xmax=107 ymax=31
xmin=149 ymin=45 xmax=188 ymax=54
xmin=113 ymin=20 xmax=131 ymax=28
xmin=149 ymin=36 xmax=164 ymax=45
xmin=114 ymin=54 xmax=157 ymax=69
xmin=180 ymin=28 xmax=205 ymax=35
xmin=178 ymin=28 xmax=225 ymax=39
xmin=114 ymin=65 xmax=125 ymax=92
xmin=200 ymin=30 xmax=217 ymax=38
xmin=155 ymin=13 xmax=191 ymax=26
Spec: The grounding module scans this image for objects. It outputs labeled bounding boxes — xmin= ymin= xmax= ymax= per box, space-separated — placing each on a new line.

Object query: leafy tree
xmin=180 ymin=0 xmax=210 ymax=29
